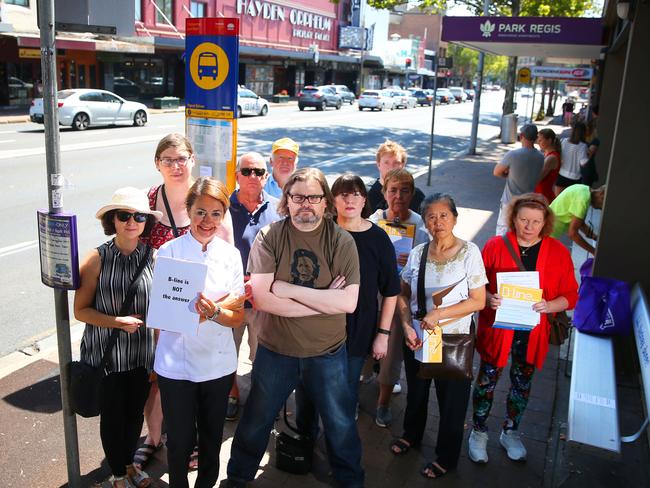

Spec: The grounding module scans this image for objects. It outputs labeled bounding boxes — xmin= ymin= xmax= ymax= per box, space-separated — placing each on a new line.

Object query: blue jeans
xmin=295 ymin=353 xmax=367 ymax=441
xmin=227 ymin=343 xmax=364 ymax=487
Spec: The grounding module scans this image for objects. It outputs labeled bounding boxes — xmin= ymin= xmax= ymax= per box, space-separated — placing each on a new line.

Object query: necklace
xmin=519 ymin=245 xmax=532 ymax=257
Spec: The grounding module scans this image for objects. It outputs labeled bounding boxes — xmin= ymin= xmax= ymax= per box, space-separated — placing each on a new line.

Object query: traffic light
xmin=405 ymin=58 xmax=412 ymax=68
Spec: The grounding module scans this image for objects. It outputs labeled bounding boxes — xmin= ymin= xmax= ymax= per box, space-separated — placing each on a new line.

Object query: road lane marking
xmin=0 ymin=134 xmax=168 ymax=160
xmin=0 ymin=240 xmax=38 ymax=258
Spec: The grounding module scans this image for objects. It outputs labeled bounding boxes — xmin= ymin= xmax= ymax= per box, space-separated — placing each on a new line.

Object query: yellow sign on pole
xmin=518 ymin=67 xmax=532 ymax=85
xmin=19 ymin=48 xmax=41 ymax=59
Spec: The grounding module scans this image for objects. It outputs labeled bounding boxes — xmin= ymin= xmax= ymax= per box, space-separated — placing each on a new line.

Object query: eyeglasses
xmin=158 ymin=156 xmax=191 ymax=167
xmin=287 ymin=193 xmax=325 ymax=204
xmin=240 ymin=167 xmax=266 ymax=177
xmin=192 ymin=209 xmax=223 ymax=219
xmin=115 ymin=211 xmax=148 ymax=223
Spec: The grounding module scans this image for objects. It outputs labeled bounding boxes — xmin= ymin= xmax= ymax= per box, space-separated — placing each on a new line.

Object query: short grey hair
xmin=236 ymin=151 xmax=267 ymax=171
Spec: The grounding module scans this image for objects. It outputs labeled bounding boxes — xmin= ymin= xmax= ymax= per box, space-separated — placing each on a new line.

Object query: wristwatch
xmin=208 ymin=306 xmax=222 ymax=322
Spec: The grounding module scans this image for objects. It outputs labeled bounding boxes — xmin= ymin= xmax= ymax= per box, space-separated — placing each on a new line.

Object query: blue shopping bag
xmin=573 ymin=276 xmax=632 ymax=336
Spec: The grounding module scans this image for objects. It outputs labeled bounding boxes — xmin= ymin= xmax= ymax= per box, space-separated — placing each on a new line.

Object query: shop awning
xmin=95 ymin=38 xmax=154 ymax=54
xmin=363 ymin=55 xmax=384 ymax=68
xmin=442 ymin=16 xmax=605 ymax=60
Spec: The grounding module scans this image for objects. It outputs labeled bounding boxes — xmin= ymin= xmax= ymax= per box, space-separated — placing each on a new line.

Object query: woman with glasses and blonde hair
xmin=135 ymin=134 xmax=233 ymax=471
xmin=467 ymin=193 xmax=578 ymax=465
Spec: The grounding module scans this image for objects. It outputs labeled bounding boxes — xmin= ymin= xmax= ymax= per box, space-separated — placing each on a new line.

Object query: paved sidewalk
xmin=1 ymin=133 xmax=648 ymax=488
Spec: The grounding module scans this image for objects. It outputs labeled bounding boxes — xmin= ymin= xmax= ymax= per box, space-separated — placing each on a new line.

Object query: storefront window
xmin=156 ymin=0 xmax=173 ymax=24
xmin=6 ymin=0 xmax=29 ymax=6
xmin=135 ymin=0 xmax=141 ymax=21
xmin=245 ymin=65 xmax=273 ymax=97
xmin=114 ymin=58 xmax=168 ymax=98
xmin=190 ymin=1 xmax=205 ymax=17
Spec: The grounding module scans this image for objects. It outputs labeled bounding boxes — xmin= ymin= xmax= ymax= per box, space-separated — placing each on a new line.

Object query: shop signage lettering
xmin=236 ymin=0 xmax=333 ymax=34
xmin=496 ymin=23 xmax=561 ymax=34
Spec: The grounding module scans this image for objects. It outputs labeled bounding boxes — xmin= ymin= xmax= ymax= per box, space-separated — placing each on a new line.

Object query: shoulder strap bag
xmin=68 ymin=245 xmax=152 ymax=418
xmin=161 ymin=185 xmax=179 ymax=238
xmin=415 ymin=242 xmax=475 ymax=381
xmin=500 ymin=235 xmax=570 ymax=346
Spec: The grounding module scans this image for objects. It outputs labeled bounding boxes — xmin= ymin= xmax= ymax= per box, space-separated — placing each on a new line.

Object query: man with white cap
xmin=264 ymin=137 xmax=299 ymax=198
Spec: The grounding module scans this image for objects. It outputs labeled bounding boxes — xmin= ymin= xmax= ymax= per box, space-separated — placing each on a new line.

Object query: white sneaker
xmin=468 ymin=429 xmax=489 ymax=464
xmin=392 ymin=383 xmax=402 ymax=394
xmin=499 ymin=430 xmax=527 ymax=461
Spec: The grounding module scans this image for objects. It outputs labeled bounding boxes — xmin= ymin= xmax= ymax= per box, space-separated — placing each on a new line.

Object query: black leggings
xmin=100 ymin=367 xmax=151 ymax=476
xmin=158 ymin=373 xmax=234 ymax=488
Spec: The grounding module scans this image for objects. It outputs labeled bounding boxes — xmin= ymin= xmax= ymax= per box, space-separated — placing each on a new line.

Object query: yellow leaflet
xmin=499 ymin=283 xmax=543 ymax=303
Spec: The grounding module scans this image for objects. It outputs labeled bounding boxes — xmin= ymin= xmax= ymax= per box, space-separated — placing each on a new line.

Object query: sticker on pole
xmin=185 ymin=18 xmax=239 ymax=119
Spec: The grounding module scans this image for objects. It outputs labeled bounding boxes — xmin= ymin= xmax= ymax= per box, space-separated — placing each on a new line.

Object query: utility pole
xmin=426 ymin=53 xmax=439 ymax=187
xmin=468 ymin=0 xmax=490 ymax=155
xmin=38 ymin=1 xmax=82 ymax=486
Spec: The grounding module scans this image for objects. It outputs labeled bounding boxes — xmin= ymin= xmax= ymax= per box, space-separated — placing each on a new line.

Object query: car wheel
xmin=237 ymin=106 xmax=242 ymax=118
xmin=358 ymin=106 xmax=363 ymax=111
xmin=318 ymin=101 xmax=326 ymax=111
xmin=72 ymin=112 xmax=90 ymax=131
xmin=336 ymin=100 xmax=342 ymax=110
xmin=298 ymin=104 xmax=305 ymax=111
xmin=350 ymin=99 xmax=355 ymax=105
xmin=133 ymin=110 xmax=147 ymax=127
xmin=259 ymin=105 xmax=268 ymax=116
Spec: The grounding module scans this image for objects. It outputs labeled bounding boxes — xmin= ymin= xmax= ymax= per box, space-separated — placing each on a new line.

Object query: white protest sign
xmin=146 ymin=256 xmax=208 ymax=334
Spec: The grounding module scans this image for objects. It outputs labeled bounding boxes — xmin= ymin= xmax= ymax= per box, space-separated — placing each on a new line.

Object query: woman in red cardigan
xmin=468 ymin=193 xmax=578 ymax=465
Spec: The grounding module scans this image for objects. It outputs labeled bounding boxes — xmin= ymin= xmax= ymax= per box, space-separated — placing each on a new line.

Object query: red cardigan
xmin=476 ymin=232 xmax=579 ymax=369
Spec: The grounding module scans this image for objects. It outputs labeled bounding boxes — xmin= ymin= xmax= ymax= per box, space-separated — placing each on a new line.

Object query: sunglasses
xmin=240 ymin=167 xmax=266 ymax=177
xmin=115 ymin=211 xmax=148 ymax=223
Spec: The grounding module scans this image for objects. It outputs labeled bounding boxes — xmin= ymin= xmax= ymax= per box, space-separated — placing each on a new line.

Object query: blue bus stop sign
xmin=185 ymin=18 xmax=239 ymax=119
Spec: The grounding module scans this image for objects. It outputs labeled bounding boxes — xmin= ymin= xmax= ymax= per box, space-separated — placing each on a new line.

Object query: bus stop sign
xmin=185 ymin=18 xmax=239 ymax=119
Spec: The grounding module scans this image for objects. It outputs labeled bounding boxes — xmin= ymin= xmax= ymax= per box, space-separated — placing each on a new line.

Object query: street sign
xmin=518 ymin=67 xmax=532 ymax=84
xmin=185 ymin=18 xmax=240 ymax=192
xmin=531 ymin=66 xmax=593 ymax=80
xmin=185 ymin=18 xmax=239 ymax=119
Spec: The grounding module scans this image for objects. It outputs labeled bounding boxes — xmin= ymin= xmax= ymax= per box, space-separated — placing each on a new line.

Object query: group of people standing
xmin=74 ymin=131 xmax=585 ymax=488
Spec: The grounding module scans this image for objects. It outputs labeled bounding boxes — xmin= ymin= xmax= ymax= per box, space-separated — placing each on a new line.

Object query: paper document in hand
xmin=377 ymin=219 xmax=415 ymax=272
xmin=146 ymin=256 xmax=208 ymax=334
xmin=413 ymin=319 xmax=443 ymax=363
xmin=494 ymin=271 xmax=542 ymax=331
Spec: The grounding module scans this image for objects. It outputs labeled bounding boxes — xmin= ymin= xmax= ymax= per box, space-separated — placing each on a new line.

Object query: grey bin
xmin=153 ymin=97 xmax=179 ymax=109
xmin=501 ymin=113 xmax=518 ymax=144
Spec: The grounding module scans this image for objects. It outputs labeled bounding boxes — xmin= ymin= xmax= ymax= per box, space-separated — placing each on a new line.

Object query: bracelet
xmin=376 ymin=328 xmax=391 ymax=336
xmin=208 ymin=306 xmax=221 ymax=322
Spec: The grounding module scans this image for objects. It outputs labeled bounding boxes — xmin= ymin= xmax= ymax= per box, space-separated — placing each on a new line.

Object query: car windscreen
xmin=362 ymin=92 xmax=379 ymax=96
xmin=303 ymin=88 xmax=318 ymax=93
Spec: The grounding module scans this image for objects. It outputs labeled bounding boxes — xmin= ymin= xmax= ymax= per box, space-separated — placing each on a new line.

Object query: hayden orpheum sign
xmin=443 ymin=16 xmax=603 ymax=44
xmin=235 ymin=0 xmax=334 ymax=43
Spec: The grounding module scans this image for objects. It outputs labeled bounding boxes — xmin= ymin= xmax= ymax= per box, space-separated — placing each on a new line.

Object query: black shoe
xmin=226 ymin=396 xmax=239 ymax=420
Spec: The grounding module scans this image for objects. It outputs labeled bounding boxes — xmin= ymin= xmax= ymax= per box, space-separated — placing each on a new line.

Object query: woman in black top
xmin=295 ymin=173 xmax=400 ymax=437
xmin=74 ymin=187 xmax=162 ymax=488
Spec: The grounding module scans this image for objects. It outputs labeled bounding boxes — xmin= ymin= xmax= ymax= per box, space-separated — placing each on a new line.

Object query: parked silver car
xmin=29 ymin=89 xmax=149 ymax=130
xmin=358 ymin=90 xmax=394 ymax=111
xmin=330 ymin=84 xmax=356 ymax=104
xmin=297 ymin=85 xmax=342 ymax=111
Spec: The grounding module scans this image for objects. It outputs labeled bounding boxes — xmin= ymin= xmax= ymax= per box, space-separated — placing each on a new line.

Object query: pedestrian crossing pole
xmin=468 ymin=0 xmax=491 ymax=155
xmin=38 ymin=0 xmax=82 ymax=486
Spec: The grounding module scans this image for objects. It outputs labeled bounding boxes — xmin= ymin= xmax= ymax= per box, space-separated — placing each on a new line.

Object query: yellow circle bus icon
xmin=190 ymin=42 xmax=229 ymax=90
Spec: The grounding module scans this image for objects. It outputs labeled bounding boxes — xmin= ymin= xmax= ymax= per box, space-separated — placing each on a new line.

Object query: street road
xmin=0 ymin=91 xmax=510 ymax=356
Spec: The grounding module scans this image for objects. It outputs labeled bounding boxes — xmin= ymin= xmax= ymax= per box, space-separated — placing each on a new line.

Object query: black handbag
xmin=67 ymin=245 xmax=151 ymax=418
xmin=500 ymin=235 xmax=571 ymax=346
xmin=273 ymin=402 xmax=313 ymax=475
xmin=414 ymin=242 xmax=475 ymax=381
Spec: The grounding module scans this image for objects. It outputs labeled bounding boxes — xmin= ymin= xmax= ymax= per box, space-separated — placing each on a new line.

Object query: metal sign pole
xmin=38 ymin=1 xmax=81 ymax=486
xmin=426 ymin=54 xmax=439 ymax=187
xmin=468 ymin=0 xmax=490 ymax=155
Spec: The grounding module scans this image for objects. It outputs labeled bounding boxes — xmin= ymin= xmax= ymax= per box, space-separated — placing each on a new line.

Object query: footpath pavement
xmin=1 ymin=129 xmax=649 ymax=488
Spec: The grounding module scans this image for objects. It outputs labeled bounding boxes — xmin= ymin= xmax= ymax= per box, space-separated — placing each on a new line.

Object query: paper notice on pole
xmin=146 ymin=256 xmax=208 ymax=334
xmin=494 ymin=271 xmax=542 ymax=331
xmin=186 ymin=117 xmax=233 ymax=166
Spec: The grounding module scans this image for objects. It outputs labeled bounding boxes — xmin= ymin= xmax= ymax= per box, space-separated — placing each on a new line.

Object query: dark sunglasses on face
xmin=240 ymin=167 xmax=266 ymax=177
xmin=116 ymin=211 xmax=148 ymax=223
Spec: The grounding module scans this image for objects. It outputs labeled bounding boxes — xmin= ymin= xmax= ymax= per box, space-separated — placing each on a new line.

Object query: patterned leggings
xmin=472 ymin=333 xmax=536 ymax=432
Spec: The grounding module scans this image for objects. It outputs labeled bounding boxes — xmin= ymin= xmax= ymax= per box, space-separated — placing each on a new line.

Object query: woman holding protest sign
xmin=74 ymin=187 xmax=161 ymax=488
xmin=468 ymin=193 xmax=578 ymax=465
xmin=153 ymin=176 xmax=244 ymax=488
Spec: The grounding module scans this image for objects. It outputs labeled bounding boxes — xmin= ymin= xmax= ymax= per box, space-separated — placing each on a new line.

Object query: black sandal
xmin=390 ymin=438 xmax=412 ymax=455
xmin=420 ymin=462 xmax=447 ymax=479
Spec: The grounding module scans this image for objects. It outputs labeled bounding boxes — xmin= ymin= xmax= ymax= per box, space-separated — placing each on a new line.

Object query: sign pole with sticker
xmin=185 ymin=18 xmax=240 ymax=192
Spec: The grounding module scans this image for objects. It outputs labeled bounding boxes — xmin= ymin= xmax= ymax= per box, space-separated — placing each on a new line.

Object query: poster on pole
xmin=185 ymin=18 xmax=239 ymax=191
xmin=146 ymin=256 xmax=208 ymax=334
xmin=37 ymin=210 xmax=80 ymax=290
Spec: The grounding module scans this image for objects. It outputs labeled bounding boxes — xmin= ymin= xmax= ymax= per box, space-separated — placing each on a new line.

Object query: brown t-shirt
xmin=247 ymin=217 xmax=360 ymax=358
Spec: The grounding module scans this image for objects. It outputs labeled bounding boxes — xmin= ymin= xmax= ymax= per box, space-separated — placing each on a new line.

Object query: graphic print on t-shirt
xmin=290 ymin=249 xmax=320 ymax=288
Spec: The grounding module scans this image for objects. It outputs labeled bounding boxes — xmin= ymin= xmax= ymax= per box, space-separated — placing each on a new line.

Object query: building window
xmin=135 ymin=0 xmax=141 ymax=21
xmin=190 ymin=1 xmax=205 ymax=17
xmin=6 ymin=0 xmax=29 ymax=6
xmin=156 ymin=0 xmax=173 ymax=24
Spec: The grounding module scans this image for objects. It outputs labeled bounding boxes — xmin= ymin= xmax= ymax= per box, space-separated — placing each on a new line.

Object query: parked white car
xmin=391 ymin=90 xmax=418 ymax=109
xmin=449 ymin=87 xmax=469 ymax=103
xmin=358 ymin=90 xmax=394 ymax=111
xmin=237 ymin=87 xmax=269 ymax=117
xmin=29 ymin=89 xmax=148 ymax=130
